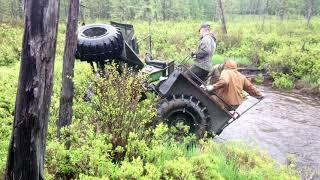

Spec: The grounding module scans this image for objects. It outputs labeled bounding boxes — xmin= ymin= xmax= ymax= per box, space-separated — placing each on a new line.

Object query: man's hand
xmin=206 ymin=85 xmax=214 ymax=91
xmin=191 ymin=51 xmax=196 ymax=58
xmin=256 ymin=95 xmax=265 ymax=100
xmin=200 ymin=85 xmax=214 ymax=92
xmin=200 ymin=85 xmax=207 ymax=90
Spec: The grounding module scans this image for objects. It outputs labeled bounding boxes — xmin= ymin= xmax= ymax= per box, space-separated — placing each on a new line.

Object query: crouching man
xmin=207 ymin=63 xmax=224 ymax=85
xmin=205 ymin=59 xmax=263 ymax=110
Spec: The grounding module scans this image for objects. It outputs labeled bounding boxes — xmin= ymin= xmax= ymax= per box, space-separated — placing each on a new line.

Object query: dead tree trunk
xmin=57 ymin=0 xmax=80 ymax=137
xmin=306 ymin=0 xmax=314 ymax=27
xmin=218 ymin=0 xmax=227 ymax=34
xmin=261 ymin=0 xmax=269 ymax=29
xmin=278 ymin=0 xmax=285 ymax=21
xmin=80 ymin=4 xmax=86 ymax=24
xmin=5 ymin=0 xmax=60 ymax=179
xmin=161 ymin=0 xmax=167 ymax=21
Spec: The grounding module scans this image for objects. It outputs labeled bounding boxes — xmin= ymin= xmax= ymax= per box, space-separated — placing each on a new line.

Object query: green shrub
xmin=0 ymin=24 xmax=22 ymax=66
xmin=212 ymin=54 xmax=225 ymax=64
xmin=272 ymin=73 xmax=295 ymax=90
xmin=89 ymin=65 xmax=157 ymax=156
xmin=46 ymin=121 xmax=115 ymax=179
xmin=191 ymin=154 xmax=224 ymax=180
xmin=45 ymin=121 xmax=299 ymax=179
xmin=216 ymin=33 xmax=243 ymax=54
xmin=311 ymin=59 xmax=320 ymax=87
xmin=222 ymin=142 xmax=298 ymax=180
xmin=254 ymin=74 xmax=265 ymax=85
xmin=301 ymin=75 xmax=320 ymax=88
xmin=0 ymin=114 xmax=11 ymax=177
xmin=162 ymin=157 xmax=194 ymax=179
xmin=0 ymin=64 xmax=19 ymax=175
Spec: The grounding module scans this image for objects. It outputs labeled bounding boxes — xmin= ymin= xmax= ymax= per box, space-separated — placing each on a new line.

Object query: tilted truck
xmin=75 ymin=21 xmax=259 ymax=137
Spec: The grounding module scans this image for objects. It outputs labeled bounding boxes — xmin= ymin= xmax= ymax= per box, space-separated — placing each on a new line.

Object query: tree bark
xmin=214 ymin=1 xmax=219 ymax=22
xmin=5 ymin=0 xmax=60 ymax=179
xmin=279 ymin=0 xmax=285 ymax=21
xmin=218 ymin=0 xmax=227 ymax=34
xmin=261 ymin=0 xmax=269 ymax=29
xmin=306 ymin=0 xmax=314 ymax=27
xmin=57 ymin=0 xmax=80 ymax=137
xmin=161 ymin=1 xmax=166 ymax=21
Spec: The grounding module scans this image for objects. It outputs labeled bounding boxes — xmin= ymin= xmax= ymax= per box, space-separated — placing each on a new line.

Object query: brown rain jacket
xmin=213 ymin=60 xmax=262 ymax=106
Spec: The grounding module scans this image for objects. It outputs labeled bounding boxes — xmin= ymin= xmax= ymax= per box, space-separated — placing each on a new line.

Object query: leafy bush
xmin=253 ymin=74 xmax=265 ymax=85
xmin=222 ymin=142 xmax=298 ymax=180
xmin=88 ymin=65 xmax=156 ymax=160
xmin=0 ymin=64 xmax=19 ymax=176
xmin=272 ymin=73 xmax=295 ymax=90
xmin=46 ymin=121 xmax=115 ymax=179
xmin=45 ymin=122 xmax=299 ymax=179
xmin=0 ymin=113 xmax=11 ymax=177
xmin=0 ymin=24 xmax=22 ymax=66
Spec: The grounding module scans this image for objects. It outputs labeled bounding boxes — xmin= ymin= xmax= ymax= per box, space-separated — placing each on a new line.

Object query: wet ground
xmin=219 ymin=86 xmax=320 ymax=179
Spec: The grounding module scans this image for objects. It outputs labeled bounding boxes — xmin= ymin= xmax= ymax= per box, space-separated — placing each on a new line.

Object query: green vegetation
xmin=272 ymin=73 xmax=295 ymax=90
xmin=253 ymin=74 xmax=265 ymax=85
xmin=46 ymin=126 xmax=298 ymax=179
xmin=0 ymin=57 xmax=299 ymax=179
xmin=130 ymin=19 xmax=320 ymax=90
xmin=1 ymin=16 xmax=318 ymax=178
xmin=0 ymin=24 xmax=22 ymax=66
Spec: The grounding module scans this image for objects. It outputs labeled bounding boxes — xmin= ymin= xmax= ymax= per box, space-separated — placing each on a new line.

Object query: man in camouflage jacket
xmin=190 ymin=23 xmax=216 ymax=83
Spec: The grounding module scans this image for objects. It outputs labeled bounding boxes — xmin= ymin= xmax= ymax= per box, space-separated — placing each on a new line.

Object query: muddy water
xmin=219 ymin=86 xmax=320 ymax=178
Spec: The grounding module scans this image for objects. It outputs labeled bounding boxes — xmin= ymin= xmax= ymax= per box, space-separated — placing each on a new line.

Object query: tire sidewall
xmin=76 ymin=24 xmax=123 ymax=61
xmin=157 ymin=95 xmax=207 ymax=137
xmin=78 ymin=24 xmax=119 ymax=45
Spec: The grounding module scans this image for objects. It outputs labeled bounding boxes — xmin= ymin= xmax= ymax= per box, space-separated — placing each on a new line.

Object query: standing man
xmin=190 ymin=22 xmax=216 ymax=82
xmin=205 ymin=59 xmax=263 ymax=110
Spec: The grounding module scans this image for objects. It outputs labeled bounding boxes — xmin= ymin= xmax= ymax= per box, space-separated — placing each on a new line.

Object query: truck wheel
xmin=76 ymin=24 xmax=123 ymax=61
xmin=156 ymin=94 xmax=209 ymax=138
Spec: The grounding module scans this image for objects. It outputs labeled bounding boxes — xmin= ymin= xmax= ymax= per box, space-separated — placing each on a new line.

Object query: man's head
xmin=223 ymin=59 xmax=237 ymax=70
xmin=199 ymin=22 xmax=211 ymax=36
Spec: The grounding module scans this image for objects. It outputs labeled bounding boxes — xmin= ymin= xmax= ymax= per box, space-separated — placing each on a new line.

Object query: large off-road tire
xmin=156 ymin=94 xmax=209 ymax=138
xmin=76 ymin=24 xmax=123 ymax=61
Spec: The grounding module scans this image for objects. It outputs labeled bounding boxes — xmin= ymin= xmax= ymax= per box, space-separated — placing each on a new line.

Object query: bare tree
xmin=5 ymin=0 xmax=60 ymax=179
xmin=278 ymin=0 xmax=286 ymax=21
xmin=218 ymin=0 xmax=228 ymax=34
xmin=161 ymin=0 xmax=167 ymax=20
xmin=262 ymin=0 xmax=270 ymax=29
xmin=57 ymin=0 xmax=80 ymax=137
xmin=214 ymin=1 xmax=220 ymax=22
xmin=306 ymin=0 xmax=315 ymax=27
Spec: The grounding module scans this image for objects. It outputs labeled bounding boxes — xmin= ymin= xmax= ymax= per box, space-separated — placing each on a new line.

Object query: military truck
xmin=76 ymin=21 xmax=253 ymax=137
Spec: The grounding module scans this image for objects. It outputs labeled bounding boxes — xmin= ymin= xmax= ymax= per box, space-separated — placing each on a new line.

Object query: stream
xmin=219 ymin=86 xmax=320 ymax=179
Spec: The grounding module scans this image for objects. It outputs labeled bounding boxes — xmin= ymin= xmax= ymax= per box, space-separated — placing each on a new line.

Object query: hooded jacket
xmin=213 ymin=60 xmax=262 ymax=106
xmin=194 ymin=33 xmax=216 ymax=72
